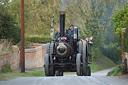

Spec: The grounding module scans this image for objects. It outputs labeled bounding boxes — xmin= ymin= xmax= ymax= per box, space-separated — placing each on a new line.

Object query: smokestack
xmin=59 ymin=11 xmax=65 ymax=37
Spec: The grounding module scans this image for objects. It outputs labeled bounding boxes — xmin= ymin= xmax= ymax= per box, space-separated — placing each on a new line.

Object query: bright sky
xmin=9 ymin=0 xmax=12 ymax=3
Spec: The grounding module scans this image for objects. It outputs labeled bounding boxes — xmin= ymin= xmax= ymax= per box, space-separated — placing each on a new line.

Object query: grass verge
xmin=0 ymin=70 xmax=45 ymax=81
xmin=89 ymin=55 xmax=115 ymax=73
xmin=89 ymin=63 xmax=101 ymax=72
xmin=107 ymin=64 xmax=123 ymax=76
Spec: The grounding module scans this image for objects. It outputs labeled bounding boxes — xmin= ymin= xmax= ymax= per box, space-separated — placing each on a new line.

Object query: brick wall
xmin=0 ymin=44 xmax=46 ymax=71
xmin=0 ymin=46 xmax=20 ymax=71
xmin=10 ymin=50 xmax=20 ymax=71
xmin=29 ymin=43 xmax=43 ymax=48
xmin=0 ymin=52 xmax=12 ymax=70
xmin=25 ymin=44 xmax=46 ymax=69
xmin=25 ymin=49 xmax=37 ymax=69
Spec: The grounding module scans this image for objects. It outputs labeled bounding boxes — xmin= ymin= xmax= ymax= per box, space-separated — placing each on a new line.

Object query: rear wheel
xmin=87 ymin=66 xmax=91 ymax=76
xmin=82 ymin=42 xmax=88 ymax=76
xmin=76 ymin=53 xmax=82 ymax=76
xmin=44 ymin=54 xmax=50 ymax=76
xmin=78 ymin=42 xmax=82 ymax=53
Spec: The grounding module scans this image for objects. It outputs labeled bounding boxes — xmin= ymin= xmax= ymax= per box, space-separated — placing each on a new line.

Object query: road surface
xmin=0 ymin=68 xmax=128 ymax=85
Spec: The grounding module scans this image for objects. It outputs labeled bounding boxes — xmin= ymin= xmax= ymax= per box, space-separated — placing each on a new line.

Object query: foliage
xmin=0 ymin=5 xmax=21 ymax=44
xmin=112 ymin=4 xmax=128 ymax=35
xmin=107 ymin=64 xmax=123 ymax=76
xmin=101 ymin=39 xmax=122 ymax=63
xmin=112 ymin=3 xmax=128 ymax=52
xmin=92 ymin=47 xmax=115 ymax=69
xmin=65 ymin=0 xmax=124 ymax=44
xmin=8 ymin=0 xmax=60 ymax=36
xmin=0 ymin=0 xmax=10 ymax=5
xmin=89 ymin=64 xmax=101 ymax=72
xmin=0 ymin=62 xmax=12 ymax=73
xmin=17 ymin=35 xmax=51 ymax=49
xmin=0 ymin=39 xmax=12 ymax=55
xmin=25 ymin=35 xmax=52 ymax=43
xmin=64 ymin=0 xmax=127 ymax=63
xmin=17 ymin=41 xmax=33 ymax=49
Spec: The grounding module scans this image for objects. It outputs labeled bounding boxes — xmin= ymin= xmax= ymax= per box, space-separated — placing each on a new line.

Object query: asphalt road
xmin=0 ymin=68 xmax=128 ymax=85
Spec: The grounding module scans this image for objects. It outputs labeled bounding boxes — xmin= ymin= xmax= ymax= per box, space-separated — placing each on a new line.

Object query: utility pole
xmin=21 ymin=0 xmax=25 ymax=73
xmin=121 ymin=28 xmax=126 ymax=59
xmin=121 ymin=28 xmax=127 ymax=73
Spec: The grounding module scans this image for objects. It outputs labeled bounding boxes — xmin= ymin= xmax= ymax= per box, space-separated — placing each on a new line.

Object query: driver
xmin=66 ymin=24 xmax=74 ymax=37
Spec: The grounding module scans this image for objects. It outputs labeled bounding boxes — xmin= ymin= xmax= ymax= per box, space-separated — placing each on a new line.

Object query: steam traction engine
xmin=44 ymin=11 xmax=92 ymax=76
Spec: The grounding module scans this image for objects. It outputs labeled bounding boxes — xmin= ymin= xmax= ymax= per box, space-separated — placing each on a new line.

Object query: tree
xmin=8 ymin=0 xmax=60 ymax=36
xmin=112 ymin=3 xmax=128 ymax=52
xmin=0 ymin=5 xmax=21 ymax=44
xmin=64 ymin=0 xmax=127 ymax=63
xmin=0 ymin=0 xmax=10 ymax=5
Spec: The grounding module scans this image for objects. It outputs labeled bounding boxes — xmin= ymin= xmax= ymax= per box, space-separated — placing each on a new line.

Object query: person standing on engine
xmin=66 ymin=24 xmax=74 ymax=37
xmin=88 ymin=36 xmax=93 ymax=44
xmin=55 ymin=28 xmax=60 ymax=39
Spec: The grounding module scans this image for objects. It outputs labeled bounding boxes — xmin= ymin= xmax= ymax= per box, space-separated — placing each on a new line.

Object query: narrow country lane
xmin=0 ymin=68 xmax=128 ymax=85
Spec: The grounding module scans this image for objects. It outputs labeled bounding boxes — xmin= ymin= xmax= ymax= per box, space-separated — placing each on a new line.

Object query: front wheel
xmin=49 ymin=43 xmax=55 ymax=76
xmin=56 ymin=70 xmax=63 ymax=76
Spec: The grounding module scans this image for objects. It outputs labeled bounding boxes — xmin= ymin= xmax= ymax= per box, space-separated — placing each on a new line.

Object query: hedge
xmin=25 ymin=35 xmax=52 ymax=43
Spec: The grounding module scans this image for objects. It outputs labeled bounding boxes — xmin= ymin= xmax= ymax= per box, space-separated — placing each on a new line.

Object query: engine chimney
xmin=59 ymin=11 xmax=65 ymax=37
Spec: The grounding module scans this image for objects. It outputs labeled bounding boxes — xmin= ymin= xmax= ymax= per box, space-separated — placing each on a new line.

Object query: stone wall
xmin=0 ymin=44 xmax=46 ymax=71
xmin=125 ymin=52 xmax=128 ymax=69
